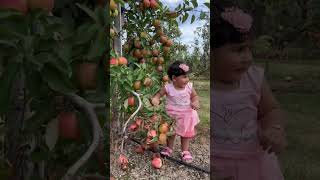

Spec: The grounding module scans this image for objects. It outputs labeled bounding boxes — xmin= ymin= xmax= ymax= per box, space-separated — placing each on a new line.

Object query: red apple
xmin=129 ymin=123 xmax=138 ymax=131
xmin=28 ymin=0 xmax=54 ymax=12
xmin=58 ymin=111 xmax=79 ymax=140
xmin=128 ymin=96 xmax=135 ymax=106
xmin=150 ymin=0 xmax=159 ymax=9
xmin=143 ymin=0 xmax=150 ymax=8
xmin=0 ymin=0 xmax=28 ymax=14
xmin=152 ymin=157 xmax=162 ymax=169
xmin=118 ymin=57 xmax=128 ymax=65
xmin=110 ymin=58 xmax=118 ymax=66
xmin=148 ymin=130 xmax=157 ymax=138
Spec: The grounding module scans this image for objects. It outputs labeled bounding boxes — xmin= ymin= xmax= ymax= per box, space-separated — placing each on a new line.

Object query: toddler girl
xmin=211 ymin=5 xmax=287 ymax=180
xmin=151 ymin=61 xmax=200 ymax=163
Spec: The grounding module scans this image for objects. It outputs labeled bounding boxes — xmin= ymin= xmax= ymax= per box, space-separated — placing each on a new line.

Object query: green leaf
xmin=95 ymin=6 xmax=105 ymax=26
xmin=182 ymin=13 xmax=189 ymax=23
xmin=173 ymin=19 xmax=179 ymax=27
xmin=137 ymin=71 xmax=144 ymax=81
xmin=76 ymin=3 xmax=99 ymax=24
xmin=50 ymin=57 xmax=72 ymax=77
xmin=0 ymin=62 xmax=19 ymax=115
xmin=191 ymin=0 xmax=198 ymax=8
xmin=116 ymin=0 xmax=126 ymax=6
xmin=150 ymin=136 xmax=158 ymax=143
xmin=0 ymin=9 xmax=22 ymax=19
xmin=0 ymin=40 xmax=17 ymax=49
xmin=191 ymin=14 xmax=196 ymax=24
xmin=31 ymin=53 xmax=54 ymax=70
xmin=45 ymin=118 xmax=59 ymax=151
xmin=0 ymin=24 xmax=24 ymax=39
xmin=42 ymin=64 xmax=76 ymax=94
xmin=177 ymin=4 xmax=181 ymax=10
xmin=200 ymin=12 xmax=206 ymax=20
xmin=87 ymin=29 xmax=107 ymax=60
xmin=110 ymin=50 xmax=117 ymax=58
xmin=45 ymin=15 xmax=65 ymax=26
xmin=23 ymin=36 xmax=34 ymax=59
xmin=56 ymin=42 xmax=72 ymax=63
xmin=36 ymin=39 xmax=57 ymax=52
xmin=30 ymin=150 xmax=49 ymax=162
xmin=75 ymin=23 xmax=98 ymax=45
xmin=124 ymin=84 xmax=132 ymax=92
xmin=204 ymin=2 xmax=210 ymax=9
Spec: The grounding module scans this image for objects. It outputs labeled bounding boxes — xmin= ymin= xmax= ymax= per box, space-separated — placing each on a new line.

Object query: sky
xmin=160 ymin=0 xmax=210 ymax=50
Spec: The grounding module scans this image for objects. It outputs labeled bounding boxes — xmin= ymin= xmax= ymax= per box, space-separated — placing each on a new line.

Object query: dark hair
xmin=167 ymin=61 xmax=188 ymax=80
xmin=212 ymin=3 xmax=254 ymax=48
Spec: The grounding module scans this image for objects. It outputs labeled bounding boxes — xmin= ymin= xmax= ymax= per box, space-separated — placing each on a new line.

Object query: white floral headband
xmin=179 ymin=64 xmax=189 ymax=72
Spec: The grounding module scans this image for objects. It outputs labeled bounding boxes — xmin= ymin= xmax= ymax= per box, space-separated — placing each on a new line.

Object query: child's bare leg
xmin=167 ymin=134 xmax=176 ymax=149
xmin=181 ymin=137 xmax=191 ymax=151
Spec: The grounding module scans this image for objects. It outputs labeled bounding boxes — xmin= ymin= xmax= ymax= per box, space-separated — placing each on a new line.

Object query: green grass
xmin=193 ymin=79 xmax=210 ymax=128
xmin=277 ymin=93 xmax=320 ymax=180
xmin=255 ymin=61 xmax=320 ymax=93
xmin=259 ymin=60 xmax=320 ymax=180
xmin=256 ymin=61 xmax=320 ymax=80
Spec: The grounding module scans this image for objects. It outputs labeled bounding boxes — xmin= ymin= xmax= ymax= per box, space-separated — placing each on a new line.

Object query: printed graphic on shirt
xmin=211 ymin=103 xmax=258 ymax=144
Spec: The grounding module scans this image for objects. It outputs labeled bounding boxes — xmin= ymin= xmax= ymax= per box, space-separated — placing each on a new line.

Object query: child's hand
xmin=191 ymin=101 xmax=200 ymax=110
xmin=259 ymin=125 xmax=287 ymax=154
xmin=151 ymin=97 xmax=160 ymax=106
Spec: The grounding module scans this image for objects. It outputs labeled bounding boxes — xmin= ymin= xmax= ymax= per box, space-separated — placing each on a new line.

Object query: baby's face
xmin=213 ymin=40 xmax=253 ymax=82
xmin=173 ymin=74 xmax=189 ymax=89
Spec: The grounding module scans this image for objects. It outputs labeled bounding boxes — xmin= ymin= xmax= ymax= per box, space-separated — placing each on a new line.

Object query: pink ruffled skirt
xmin=166 ymin=106 xmax=200 ymax=137
xmin=213 ymin=151 xmax=284 ymax=180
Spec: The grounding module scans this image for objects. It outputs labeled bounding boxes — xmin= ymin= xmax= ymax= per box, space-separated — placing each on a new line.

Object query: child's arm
xmin=151 ymin=86 xmax=166 ymax=106
xmin=191 ymin=89 xmax=200 ymax=110
xmin=258 ymin=78 xmax=287 ymax=154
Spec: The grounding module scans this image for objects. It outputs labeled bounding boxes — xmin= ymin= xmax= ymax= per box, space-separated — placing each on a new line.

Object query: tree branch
xmin=62 ymin=93 xmax=103 ymax=180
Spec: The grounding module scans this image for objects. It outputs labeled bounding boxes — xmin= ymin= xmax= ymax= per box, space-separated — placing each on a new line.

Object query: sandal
xmin=181 ymin=151 xmax=193 ymax=163
xmin=160 ymin=147 xmax=173 ymax=157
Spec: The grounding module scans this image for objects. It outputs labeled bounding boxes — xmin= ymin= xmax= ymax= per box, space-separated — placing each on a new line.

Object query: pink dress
xmin=211 ymin=66 xmax=284 ymax=180
xmin=165 ymin=82 xmax=200 ymax=137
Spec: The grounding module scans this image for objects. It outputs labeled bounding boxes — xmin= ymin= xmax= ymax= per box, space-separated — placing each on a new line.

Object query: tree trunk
xmin=114 ymin=5 xmax=122 ymax=56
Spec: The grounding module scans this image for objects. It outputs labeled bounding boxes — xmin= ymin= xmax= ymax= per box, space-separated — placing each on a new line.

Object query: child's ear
xmin=172 ymin=75 xmax=176 ymax=81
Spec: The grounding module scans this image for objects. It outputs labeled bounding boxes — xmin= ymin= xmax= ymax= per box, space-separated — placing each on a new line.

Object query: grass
xmin=257 ymin=60 xmax=320 ymax=179
xmin=275 ymin=93 xmax=320 ymax=180
xmin=255 ymin=61 xmax=320 ymax=92
xmin=193 ymin=79 xmax=210 ymax=128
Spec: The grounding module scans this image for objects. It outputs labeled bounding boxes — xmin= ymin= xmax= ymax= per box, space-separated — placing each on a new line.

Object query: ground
xmin=110 ymin=127 xmax=210 ymax=180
